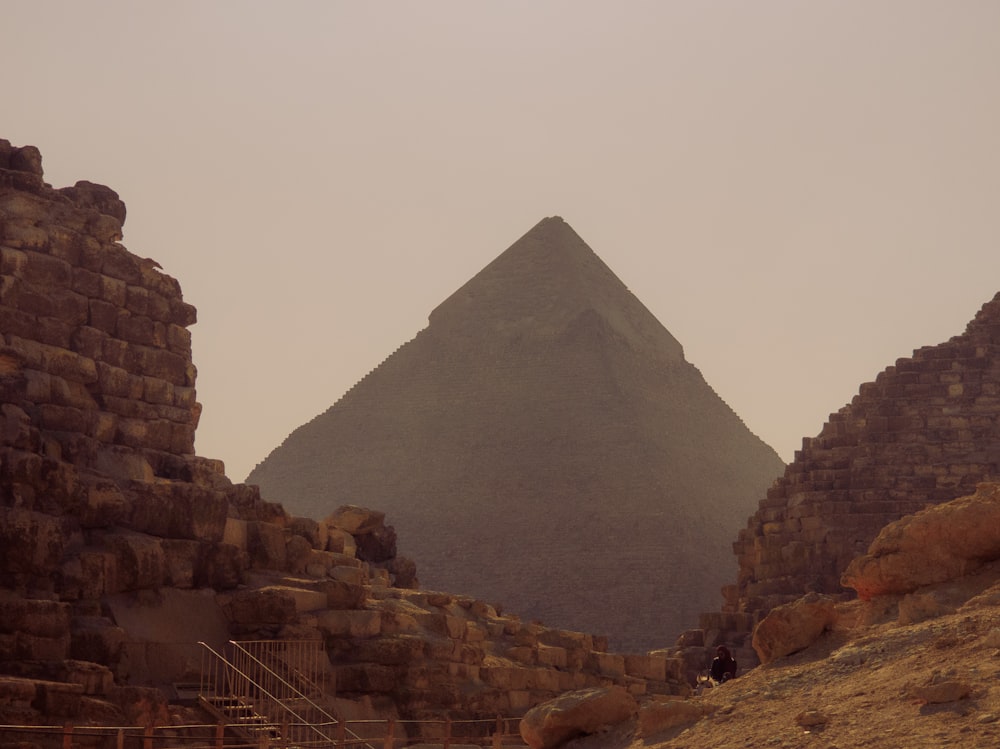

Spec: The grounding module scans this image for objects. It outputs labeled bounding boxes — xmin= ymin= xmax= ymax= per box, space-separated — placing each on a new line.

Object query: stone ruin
xmin=688 ymin=290 xmax=1000 ymax=671
xmin=0 ymin=139 xmax=694 ymax=733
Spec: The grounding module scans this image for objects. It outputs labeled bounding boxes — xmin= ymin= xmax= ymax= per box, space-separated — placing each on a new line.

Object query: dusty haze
xmin=4 ymin=1 xmax=1000 ymax=481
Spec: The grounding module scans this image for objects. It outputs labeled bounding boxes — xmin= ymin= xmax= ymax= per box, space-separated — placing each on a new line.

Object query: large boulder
xmin=751 ymin=593 xmax=838 ymax=665
xmin=519 ymin=686 xmax=637 ymax=749
xmin=842 ymin=482 xmax=1000 ymax=600
xmin=326 ymin=505 xmax=385 ymax=535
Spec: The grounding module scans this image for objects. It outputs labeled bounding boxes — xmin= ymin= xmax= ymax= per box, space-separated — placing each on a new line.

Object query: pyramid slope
xmin=248 ymin=218 xmax=785 ymax=650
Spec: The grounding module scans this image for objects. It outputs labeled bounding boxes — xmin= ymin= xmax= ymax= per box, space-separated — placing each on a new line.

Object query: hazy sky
xmin=6 ymin=1 xmax=1000 ymax=484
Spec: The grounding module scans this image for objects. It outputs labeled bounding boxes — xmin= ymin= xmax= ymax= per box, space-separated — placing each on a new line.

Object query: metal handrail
xmin=198 ymin=641 xmax=334 ymax=748
xmin=226 ymin=640 xmax=376 ymax=749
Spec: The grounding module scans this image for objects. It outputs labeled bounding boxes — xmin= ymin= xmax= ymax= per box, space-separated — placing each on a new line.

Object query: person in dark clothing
xmin=710 ymin=645 xmax=738 ymax=683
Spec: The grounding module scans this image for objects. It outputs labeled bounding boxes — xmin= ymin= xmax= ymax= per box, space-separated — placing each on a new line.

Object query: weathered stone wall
xmin=0 ymin=140 xmax=692 ymax=728
xmin=0 ymin=140 xmax=207 ymax=483
xmin=696 ymin=292 xmax=1000 ymax=666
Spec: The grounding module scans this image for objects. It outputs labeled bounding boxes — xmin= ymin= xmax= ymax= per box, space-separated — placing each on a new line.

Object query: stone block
xmin=128 ymin=481 xmax=228 ymax=541
xmin=330 ymin=565 xmax=366 ymax=585
xmin=246 ymin=521 xmax=287 ymax=569
xmin=537 ymin=644 xmax=567 ymax=669
xmin=222 ymin=517 xmax=247 ymax=550
xmin=588 ymin=652 xmax=626 ymax=679
xmin=70 ymin=616 xmax=126 ymax=666
xmin=103 ymin=530 xmax=166 ymax=590
xmin=315 ymin=610 xmax=382 ymax=638
xmin=0 ymin=506 xmax=68 ymax=576
xmin=624 ymin=654 xmax=667 ymax=681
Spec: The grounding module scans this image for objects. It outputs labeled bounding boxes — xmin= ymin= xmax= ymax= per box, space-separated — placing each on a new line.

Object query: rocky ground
xmin=565 ymin=563 xmax=1000 ymax=749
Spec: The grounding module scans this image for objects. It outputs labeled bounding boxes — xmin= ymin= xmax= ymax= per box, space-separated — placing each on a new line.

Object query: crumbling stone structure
xmin=0 ymin=140 xmax=690 ymax=729
xmin=696 ymin=292 xmax=1000 ymax=666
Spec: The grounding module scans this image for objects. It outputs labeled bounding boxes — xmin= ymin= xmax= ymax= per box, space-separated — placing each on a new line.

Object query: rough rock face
xmin=0 ymin=140 xmax=693 ymax=730
xmin=519 ymin=686 xmax=638 ymax=749
xmin=841 ymin=482 xmax=1000 ymax=600
xmin=695 ymin=292 xmax=1000 ymax=667
xmin=750 ymin=593 xmax=838 ymax=665
xmin=247 ymin=216 xmax=785 ymax=651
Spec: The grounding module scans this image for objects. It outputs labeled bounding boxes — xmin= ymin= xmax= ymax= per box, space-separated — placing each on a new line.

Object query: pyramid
xmin=248 ymin=217 xmax=785 ymax=651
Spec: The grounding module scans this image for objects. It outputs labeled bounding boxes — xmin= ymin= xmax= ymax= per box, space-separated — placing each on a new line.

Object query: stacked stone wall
xmin=0 ymin=140 xmax=205 ymax=484
xmin=695 ymin=292 xmax=1000 ymax=666
xmin=0 ymin=140 xmax=693 ymax=728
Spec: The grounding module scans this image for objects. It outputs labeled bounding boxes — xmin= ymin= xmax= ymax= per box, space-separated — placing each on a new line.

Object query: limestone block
xmin=0 ymin=631 xmax=71 ymax=662
xmin=509 ymin=690 xmax=532 ymax=711
xmin=0 ymin=591 xmax=71 ymax=639
xmin=506 ymin=646 xmax=535 ymax=665
xmin=128 ymin=481 xmax=228 ymax=542
xmin=22 ymin=367 xmax=52 ymax=403
xmin=196 ymin=543 xmax=246 ymax=590
xmin=222 ymin=517 xmax=247 ymax=550
xmin=117 ymin=311 xmax=155 ymax=346
xmin=93 ymin=444 xmax=154 ymax=482
xmin=589 ymin=652 xmax=626 ymax=679
xmin=38 ymin=403 xmax=87 ymax=432
xmin=169 ymin=298 xmax=197 ymax=326
xmin=519 ymin=686 xmax=638 ymax=749
xmin=286 ymin=533 xmax=313 ymax=573
xmin=537 ymin=644 xmax=567 ymax=669
xmin=638 ymin=698 xmax=711 ymax=738
xmin=327 ymin=528 xmax=358 ymax=556
xmin=246 ymin=520 xmax=288 ymax=570
xmin=222 ymin=587 xmax=298 ymax=632
xmin=0 ymin=402 xmax=32 ymax=448
xmin=0 ymin=506 xmax=68 ymax=576
xmin=69 ymin=616 xmax=126 ymax=667
xmin=482 ymin=664 xmax=532 ymax=691
xmin=316 ymin=609 xmax=382 ymax=638
xmin=281 ymin=585 xmax=328 ymax=614
xmin=159 ymin=316 xmax=187 ymax=351
xmin=0 ymin=190 xmax=52 ymax=222
xmin=330 ymin=565 xmax=366 ymax=585
xmin=326 ymin=504 xmax=385 ymax=535
xmin=69 ymin=325 xmax=105 ymax=360
xmin=624 ymin=654 xmax=667 ymax=681
xmin=34 ymin=679 xmax=84 ymax=717
xmin=104 ymin=530 xmax=166 ymax=590
xmin=58 ymin=659 xmax=114 ymax=696
xmin=160 ymin=539 xmax=202 ymax=588
xmin=538 ymin=628 xmax=592 ymax=651
xmin=89 ymin=297 xmax=119 ymax=332
xmin=79 ymin=477 xmax=129 ymax=528
xmin=0 ymin=675 xmax=36 ymax=711
xmin=751 ymin=593 xmax=838 ymax=664
xmin=60 ymin=550 xmax=119 ymax=598
xmin=531 ymin=668 xmax=561 ymax=692
xmin=288 ymin=515 xmax=323 ymax=548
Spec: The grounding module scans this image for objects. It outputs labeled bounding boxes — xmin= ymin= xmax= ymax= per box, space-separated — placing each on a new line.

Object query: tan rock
xmin=795 ymin=709 xmax=829 ymax=727
xmin=751 ymin=593 xmax=838 ymax=664
xmin=911 ymin=680 xmax=971 ymax=704
xmin=520 ymin=686 xmax=638 ymax=749
xmin=842 ymin=483 xmax=1000 ymax=600
xmin=326 ymin=505 xmax=385 ymax=535
xmin=639 ymin=698 xmax=709 ymax=737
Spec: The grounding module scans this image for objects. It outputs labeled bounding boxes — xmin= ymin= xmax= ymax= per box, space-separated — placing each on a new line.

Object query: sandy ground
xmin=565 ymin=569 xmax=1000 ymax=749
